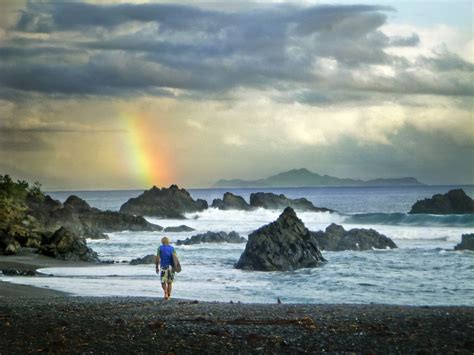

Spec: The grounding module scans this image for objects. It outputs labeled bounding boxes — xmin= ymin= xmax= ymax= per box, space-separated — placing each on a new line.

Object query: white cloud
xmin=223 ymin=134 xmax=245 ymax=146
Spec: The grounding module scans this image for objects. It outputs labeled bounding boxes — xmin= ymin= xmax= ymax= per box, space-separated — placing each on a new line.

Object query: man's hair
xmin=161 ymin=236 xmax=170 ymax=245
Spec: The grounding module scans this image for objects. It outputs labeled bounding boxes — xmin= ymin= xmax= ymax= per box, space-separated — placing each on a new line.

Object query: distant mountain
xmin=214 ymin=168 xmax=424 ymax=188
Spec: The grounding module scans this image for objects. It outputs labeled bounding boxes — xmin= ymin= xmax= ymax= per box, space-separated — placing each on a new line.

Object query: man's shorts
xmin=160 ymin=266 xmax=175 ymax=284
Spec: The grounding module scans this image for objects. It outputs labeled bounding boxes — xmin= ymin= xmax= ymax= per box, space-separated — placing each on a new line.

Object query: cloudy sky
xmin=0 ymin=0 xmax=472 ymax=190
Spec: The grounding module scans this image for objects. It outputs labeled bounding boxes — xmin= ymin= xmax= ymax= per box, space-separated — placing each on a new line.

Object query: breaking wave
xmin=344 ymin=213 xmax=474 ymax=227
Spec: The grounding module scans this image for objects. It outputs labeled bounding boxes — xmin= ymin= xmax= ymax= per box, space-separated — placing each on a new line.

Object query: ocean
xmin=2 ymin=185 xmax=473 ymax=305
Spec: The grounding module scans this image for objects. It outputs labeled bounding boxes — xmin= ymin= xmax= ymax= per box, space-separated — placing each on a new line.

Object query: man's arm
xmin=155 ymin=247 xmax=160 ymax=273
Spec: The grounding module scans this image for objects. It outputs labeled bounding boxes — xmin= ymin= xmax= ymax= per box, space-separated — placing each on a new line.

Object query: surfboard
xmin=172 ymin=253 xmax=181 ymax=273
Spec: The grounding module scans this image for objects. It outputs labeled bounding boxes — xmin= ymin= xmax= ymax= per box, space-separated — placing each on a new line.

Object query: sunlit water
xmin=2 ymin=186 xmax=473 ymax=305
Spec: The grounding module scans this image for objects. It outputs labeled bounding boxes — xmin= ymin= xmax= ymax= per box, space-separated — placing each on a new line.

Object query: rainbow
xmin=122 ymin=112 xmax=173 ymax=188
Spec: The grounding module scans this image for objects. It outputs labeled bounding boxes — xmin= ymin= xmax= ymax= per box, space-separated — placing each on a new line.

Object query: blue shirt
xmin=157 ymin=244 xmax=175 ymax=267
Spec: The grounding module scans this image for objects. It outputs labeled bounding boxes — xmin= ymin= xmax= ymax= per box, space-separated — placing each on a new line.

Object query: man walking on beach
xmin=156 ymin=237 xmax=176 ymax=300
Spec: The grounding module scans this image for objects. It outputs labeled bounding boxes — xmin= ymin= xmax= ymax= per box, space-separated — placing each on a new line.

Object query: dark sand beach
xmin=1 ymin=254 xmax=473 ymax=354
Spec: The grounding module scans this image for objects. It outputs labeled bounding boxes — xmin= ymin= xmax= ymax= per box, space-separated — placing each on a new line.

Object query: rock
xmin=177 ymin=231 xmax=246 ymax=245
xmin=249 ymin=192 xmax=333 ymax=212
xmin=81 ymin=211 xmax=163 ymax=233
xmin=409 ymin=189 xmax=474 ymax=215
xmin=454 ymin=234 xmax=474 ymax=251
xmin=164 ymin=225 xmax=195 ymax=232
xmin=130 ymin=254 xmax=157 ymax=265
xmin=311 ymin=223 xmax=397 ymax=251
xmin=28 ymin=195 xmax=162 ymax=240
xmin=235 ymin=207 xmax=325 ymax=271
xmin=63 ymin=195 xmax=95 ymax=213
xmin=3 ymin=239 xmax=21 ymax=255
xmin=119 ymin=185 xmax=208 ymax=218
xmin=211 ymin=192 xmax=252 ymax=211
xmin=38 ymin=227 xmax=98 ymax=262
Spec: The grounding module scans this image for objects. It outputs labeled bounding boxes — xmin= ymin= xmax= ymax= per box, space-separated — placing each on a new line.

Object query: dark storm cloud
xmin=2 ymin=2 xmax=472 ymax=100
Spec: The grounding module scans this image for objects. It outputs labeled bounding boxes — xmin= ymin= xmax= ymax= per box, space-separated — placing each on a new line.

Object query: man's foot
xmin=167 ymin=293 xmax=171 ymax=299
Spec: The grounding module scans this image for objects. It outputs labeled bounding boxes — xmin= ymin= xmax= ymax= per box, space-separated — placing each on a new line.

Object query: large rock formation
xmin=409 ymin=189 xmax=474 ymax=215
xmin=235 ymin=207 xmax=325 ymax=271
xmin=454 ymin=234 xmax=474 ymax=251
xmin=249 ymin=192 xmax=333 ymax=212
xmin=0 ymin=175 xmax=162 ymax=258
xmin=177 ymin=231 xmax=245 ymax=246
xmin=120 ymin=185 xmax=208 ymax=219
xmin=311 ymin=223 xmax=397 ymax=251
xmin=211 ymin=192 xmax=252 ymax=211
xmin=38 ymin=227 xmax=98 ymax=262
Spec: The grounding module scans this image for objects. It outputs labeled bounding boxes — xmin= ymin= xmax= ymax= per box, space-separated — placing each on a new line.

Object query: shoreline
xmin=1 ymin=253 xmax=473 ymax=352
xmin=0 ymin=250 xmax=92 ymax=298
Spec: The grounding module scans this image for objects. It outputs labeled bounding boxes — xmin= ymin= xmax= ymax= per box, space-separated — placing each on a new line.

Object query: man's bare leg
xmin=161 ymin=283 xmax=168 ymax=300
xmin=167 ymin=282 xmax=173 ymax=298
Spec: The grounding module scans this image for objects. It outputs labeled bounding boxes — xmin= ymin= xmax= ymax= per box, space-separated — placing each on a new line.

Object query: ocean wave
xmin=185 ymin=207 xmax=343 ymax=224
xmin=344 ymin=213 xmax=474 ymax=227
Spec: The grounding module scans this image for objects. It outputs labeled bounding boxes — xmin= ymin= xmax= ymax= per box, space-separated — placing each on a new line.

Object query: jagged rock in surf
xmin=120 ymin=185 xmax=208 ymax=219
xmin=130 ymin=254 xmax=156 ymax=265
xmin=164 ymin=225 xmax=195 ymax=232
xmin=177 ymin=231 xmax=245 ymax=245
xmin=409 ymin=189 xmax=474 ymax=215
xmin=235 ymin=207 xmax=325 ymax=271
xmin=454 ymin=234 xmax=474 ymax=251
xmin=310 ymin=223 xmax=397 ymax=251
xmin=249 ymin=192 xmax=334 ymax=212
xmin=211 ymin=192 xmax=252 ymax=211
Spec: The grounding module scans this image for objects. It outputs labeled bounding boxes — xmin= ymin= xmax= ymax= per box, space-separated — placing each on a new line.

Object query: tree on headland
xmin=0 ymin=175 xmax=45 ymax=251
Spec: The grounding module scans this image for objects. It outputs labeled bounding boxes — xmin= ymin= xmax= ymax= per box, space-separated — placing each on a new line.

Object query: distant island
xmin=214 ymin=168 xmax=424 ymax=188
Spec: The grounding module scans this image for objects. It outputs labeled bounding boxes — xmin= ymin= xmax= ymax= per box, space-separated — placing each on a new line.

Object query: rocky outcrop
xmin=164 ymin=225 xmax=195 ymax=232
xmin=235 ymin=207 xmax=325 ymax=271
xmin=130 ymin=254 xmax=156 ymax=265
xmin=38 ymin=227 xmax=98 ymax=262
xmin=311 ymin=223 xmax=397 ymax=251
xmin=211 ymin=193 xmax=252 ymax=211
xmin=28 ymin=195 xmax=162 ymax=240
xmin=1 ymin=175 xmax=163 ymax=258
xmin=177 ymin=231 xmax=245 ymax=245
xmin=119 ymin=185 xmax=208 ymax=219
xmin=454 ymin=234 xmax=474 ymax=251
xmin=249 ymin=192 xmax=333 ymax=212
xmin=409 ymin=189 xmax=474 ymax=215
